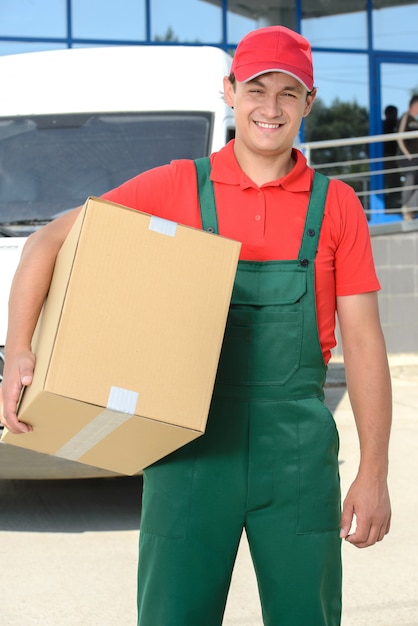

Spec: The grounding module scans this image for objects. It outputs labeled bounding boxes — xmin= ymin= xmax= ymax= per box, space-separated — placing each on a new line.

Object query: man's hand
xmin=340 ymin=474 xmax=391 ymax=548
xmin=0 ymin=351 xmax=35 ymax=434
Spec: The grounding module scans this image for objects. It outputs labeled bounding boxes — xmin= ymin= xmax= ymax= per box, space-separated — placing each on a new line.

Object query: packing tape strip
xmin=149 ymin=215 xmax=177 ymax=237
xmin=55 ymin=386 xmax=139 ymax=462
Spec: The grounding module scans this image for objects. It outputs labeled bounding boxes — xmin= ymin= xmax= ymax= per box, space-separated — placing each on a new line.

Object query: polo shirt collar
xmin=210 ymin=140 xmax=312 ymax=192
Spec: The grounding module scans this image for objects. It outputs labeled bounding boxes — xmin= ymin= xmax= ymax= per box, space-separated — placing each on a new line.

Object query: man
xmin=0 ymin=26 xmax=392 ymax=626
xmin=397 ymin=94 xmax=418 ymax=220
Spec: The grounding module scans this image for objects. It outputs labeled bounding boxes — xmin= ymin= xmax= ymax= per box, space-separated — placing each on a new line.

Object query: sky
xmin=155 ymin=1 xmax=418 ymax=113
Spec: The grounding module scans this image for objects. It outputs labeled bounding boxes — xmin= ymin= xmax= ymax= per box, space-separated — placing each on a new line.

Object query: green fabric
xmin=138 ymin=162 xmax=342 ymax=626
xmin=194 ymin=156 xmax=218 ymax=233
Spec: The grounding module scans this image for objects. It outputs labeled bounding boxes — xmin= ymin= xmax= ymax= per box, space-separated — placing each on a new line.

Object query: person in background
xmin=383 ymin=104 xmax=398 ymax=135
xmin=382 ymin=104 xmax=401 ymax=211
xmin=397 ymin=94 xmax=418 ymax=220
xmin=0 ymin=26 xmax=392 ymax=626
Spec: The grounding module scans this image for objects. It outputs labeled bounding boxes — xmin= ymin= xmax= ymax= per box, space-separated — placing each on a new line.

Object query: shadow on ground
xmin=0 ymin=475 xmax=143 ymax=533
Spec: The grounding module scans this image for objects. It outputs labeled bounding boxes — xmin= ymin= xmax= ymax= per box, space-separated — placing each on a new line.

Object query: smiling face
xmin=224 ymin=72 xmax=316 ymax=173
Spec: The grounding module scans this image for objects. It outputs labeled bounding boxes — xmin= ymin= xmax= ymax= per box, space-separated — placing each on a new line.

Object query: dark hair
xmin=409 ymin=95 xmax=418 ymax=107
xmin=384 ymin=105 xmax=397 ymax=118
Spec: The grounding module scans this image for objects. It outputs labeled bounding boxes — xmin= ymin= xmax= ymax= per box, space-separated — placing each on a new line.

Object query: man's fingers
xmin=339 ymin=504 xmax=355 ymax=539
xmin=344 ymin=514 xmax=391 ymax=548
xmin=0 ymin=393 xmax=32 ymax=434
xmin=21 ymin=373 xmax=33 ymax=386
xmin=0 ymin=355 xmax=35 ymax=434
xmin=344 ymin=523 xmax=372 ymax=548
xmin=19 ymin=354 xmax=36 ymax=387
xmin=3 ymin=418 xmax=32 ymax=434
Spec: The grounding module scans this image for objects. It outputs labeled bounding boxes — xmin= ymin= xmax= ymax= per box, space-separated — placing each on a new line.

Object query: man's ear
xmin=223 ymin=76 xmax=235 ymax=108
xmin=303 ymin=87 xmax=317 ymax=118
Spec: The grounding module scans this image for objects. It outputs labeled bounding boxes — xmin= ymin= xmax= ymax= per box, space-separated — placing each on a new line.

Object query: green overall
xmin=137 ymin=160 xmax=342 ymax=626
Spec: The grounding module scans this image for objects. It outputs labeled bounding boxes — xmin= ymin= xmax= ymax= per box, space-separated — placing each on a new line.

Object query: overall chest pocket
xmin=216 ymin=266 xmax=307 ymax=386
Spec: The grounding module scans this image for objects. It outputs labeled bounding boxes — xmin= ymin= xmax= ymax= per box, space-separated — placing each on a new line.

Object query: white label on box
xmin=107 ymin=386 xmax=139 ymax=414
xmin=149 ymin=216 xmax=177 ymax=237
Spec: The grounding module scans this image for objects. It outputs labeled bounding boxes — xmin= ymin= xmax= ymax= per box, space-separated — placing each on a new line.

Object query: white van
xmin=0 ymin=45 xmax=234 ymax=477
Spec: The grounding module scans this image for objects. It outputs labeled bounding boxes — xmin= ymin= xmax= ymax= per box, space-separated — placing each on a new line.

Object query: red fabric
xmin=230 ymin=26 xmax=314 ymax=91
xmin=102 ymin=141 xmax=380 ymax=362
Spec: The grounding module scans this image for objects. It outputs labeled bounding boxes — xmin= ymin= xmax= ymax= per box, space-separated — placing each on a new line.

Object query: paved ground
xmin=0 ymin=355 xmax=417 ymax=625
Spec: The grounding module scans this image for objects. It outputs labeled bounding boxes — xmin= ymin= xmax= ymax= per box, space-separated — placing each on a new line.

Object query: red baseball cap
xmin=231 ymin=26 xmax=314 ymax=91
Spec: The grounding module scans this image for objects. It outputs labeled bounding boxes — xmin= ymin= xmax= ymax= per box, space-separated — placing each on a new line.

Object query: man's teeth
xmin=256 ymin=122 xmax=280 ymax=129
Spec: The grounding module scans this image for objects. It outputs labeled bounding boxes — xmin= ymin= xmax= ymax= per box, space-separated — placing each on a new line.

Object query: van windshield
xmin=0 ymin=112 xmax=212 ymax=226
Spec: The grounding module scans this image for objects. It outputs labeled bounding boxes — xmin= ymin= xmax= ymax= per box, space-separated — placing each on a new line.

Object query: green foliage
xmin=154 ymin=27 xmax=179 ymax=42
xmin=303 ymin=98 xmax=369 ymax=189
xmin=305 ymin=97 xmax=369 ymax=143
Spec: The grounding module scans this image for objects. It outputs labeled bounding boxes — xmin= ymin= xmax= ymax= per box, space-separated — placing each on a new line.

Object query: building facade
xmin=1 ymin=0 xmax=417 ymax=138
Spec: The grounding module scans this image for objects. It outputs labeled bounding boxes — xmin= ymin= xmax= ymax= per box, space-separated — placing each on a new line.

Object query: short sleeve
xmin=327 ymin=180 xmax=381 ymax=296
xmin=100 ymin=160 xmax=201 ymax=228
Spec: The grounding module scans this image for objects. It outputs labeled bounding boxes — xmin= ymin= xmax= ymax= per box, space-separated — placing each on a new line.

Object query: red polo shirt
xmin=102 ymin=141 xmax=380 ymax=363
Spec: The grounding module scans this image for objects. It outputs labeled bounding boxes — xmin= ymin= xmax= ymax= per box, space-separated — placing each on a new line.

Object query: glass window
xmin=0 ymin=0 xmax=66 ymax=38
xmin=303 ymin=52 xmax=369 ymax=196
xmin=0 ymin=113 xmax=212 ymax=228
xmin=373 ymin=2 xmax=418 ymax=52
xmin=312 ymin=52 xmax=369 ymax=109
xmin=302 ymin=1 xmax=367 ymax=50
xmin=381 ymin=62 xmax=418 ymax=120
xmin=303 ymin=52 xmax=370 ymax=196
xmin=72 ymin=0 xmax=145 ymax=41
xmin=151 ymin=0 xmax=222 ymax=43
xmin=227 ymin=2 xmax=296 ymax=44
xmin=227 ymin=12 xmax=258 ymax=44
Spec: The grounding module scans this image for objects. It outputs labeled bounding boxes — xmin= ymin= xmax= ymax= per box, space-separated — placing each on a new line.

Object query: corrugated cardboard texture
xmin=2 ymin=197 xmax=241 ymax=474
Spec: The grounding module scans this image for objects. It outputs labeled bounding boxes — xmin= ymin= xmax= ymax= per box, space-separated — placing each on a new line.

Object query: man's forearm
xmin=337 ymin=292 xmax=392 ymax=474
xmin=5 ymin=236 xmax=54 ymax=357
xmin=344 ymin=335 xmax=392 ymax=478
xmin=1 ymin=208 xmax=81 ymax=433
xmin=5 ymin=207 xmax=81 ymax=360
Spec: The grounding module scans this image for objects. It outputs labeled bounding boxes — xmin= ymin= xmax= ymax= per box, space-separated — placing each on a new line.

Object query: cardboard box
xmin=2 ymin=197 xmax=240 ymax=475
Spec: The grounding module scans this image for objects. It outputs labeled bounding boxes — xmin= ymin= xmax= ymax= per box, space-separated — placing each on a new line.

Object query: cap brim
xmin=237 ymin=68 xmax=312 ymax=91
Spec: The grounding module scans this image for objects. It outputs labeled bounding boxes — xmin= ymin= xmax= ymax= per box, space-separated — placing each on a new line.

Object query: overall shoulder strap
xmin=298 ymin=171 xmax=330 ymax=260
xmin=194 ymin=157 xmax=219 ymax=234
